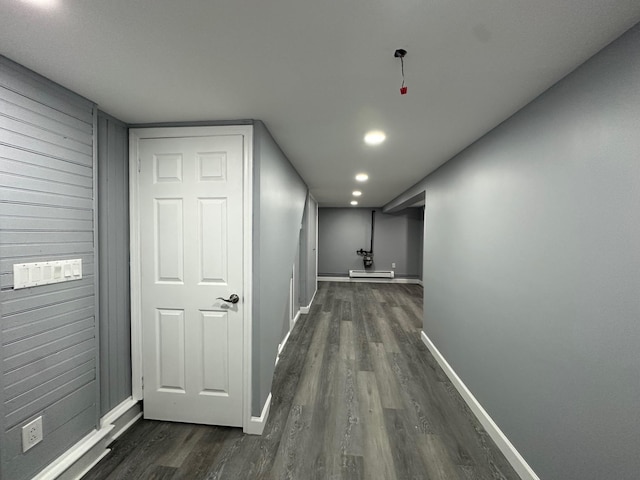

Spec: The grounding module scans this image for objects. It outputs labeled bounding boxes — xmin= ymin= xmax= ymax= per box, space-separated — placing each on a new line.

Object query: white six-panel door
xmin=137 ymin=133 xmax=244 ymax=426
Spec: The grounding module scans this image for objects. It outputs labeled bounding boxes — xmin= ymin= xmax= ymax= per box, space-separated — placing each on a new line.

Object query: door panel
xmin=156 ymin=309 xmax=185 ymax=391
xmin=199 ymin=198 xmax=227 ymax=283
xmin=138 ymin=134 xmax=243 ymax=426
xmin=199 ymin=310 xmax=229 ymax=394
xmin=155 ymin=199 xmax=184 ymax=283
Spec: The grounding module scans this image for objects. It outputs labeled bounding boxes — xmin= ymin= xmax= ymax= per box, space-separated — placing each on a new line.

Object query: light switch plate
xmin=13 ymin=259 xmax=82 ymax=289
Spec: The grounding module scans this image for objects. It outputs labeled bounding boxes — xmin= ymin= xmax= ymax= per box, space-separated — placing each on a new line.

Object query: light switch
xmin=32 ymin=267 xmax=41 ymax=282
xmin=20 ymin=267 xmax=29 ymax=285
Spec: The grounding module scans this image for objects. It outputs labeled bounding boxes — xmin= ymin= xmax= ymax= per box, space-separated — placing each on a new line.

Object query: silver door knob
xmin=217 ymin=294 xmax=239 ymax=304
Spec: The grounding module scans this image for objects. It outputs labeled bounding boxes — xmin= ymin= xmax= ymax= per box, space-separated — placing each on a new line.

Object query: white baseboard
xmin=417 ymin=279 xmax=423 ymax=286
xmin=275 ymin=308 xmax=301 ymax=367
xmin=244 ymin=393 xmax=271 ymax=436
xmin=420 ymin=331 xmax=540 ymax=480
xmin=318 ymin=276 xmax=422 ymax=284
xmin=300 ymin=288 xmax=317 ymax=314
xmin=33 ymin=398 xmax=142 ymax=480
xmin=276 ymin=329 xmax=292 ymax=366
xmin=278 ymin=329 xmax=292 ymax=356
xmin=103 ymin=398 xmax=143 ymax=443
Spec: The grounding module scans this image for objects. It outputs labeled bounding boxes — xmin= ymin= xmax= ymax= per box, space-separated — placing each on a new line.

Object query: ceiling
xmin=2 ymin=1 xmax=639 ymax=207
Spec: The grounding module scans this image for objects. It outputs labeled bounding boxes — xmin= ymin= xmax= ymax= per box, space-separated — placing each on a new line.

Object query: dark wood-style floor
xmin=83 ymin=282 xmax=520 ymax=480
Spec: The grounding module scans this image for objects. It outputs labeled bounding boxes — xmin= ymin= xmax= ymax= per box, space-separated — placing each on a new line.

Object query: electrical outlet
xmin=391 ymin=262 xmax=396 ymax=268
xmin=22 ymin=416 xmax=43 ymax=452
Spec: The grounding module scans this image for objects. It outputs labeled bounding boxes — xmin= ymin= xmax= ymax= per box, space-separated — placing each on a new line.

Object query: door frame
xmin=129 ymin=125 xmax=253 ymax=432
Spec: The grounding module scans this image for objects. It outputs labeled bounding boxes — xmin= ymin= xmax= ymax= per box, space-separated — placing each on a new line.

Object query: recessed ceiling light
xmin=355 ymin=173 xmax=369 ymax=182
xmin=350 ymin=200 xmax=358 ymax=206
xmin=364 ymin=130 xmax=386 ymax=146
xmin=352 ymin=190 xmax=362 ymax=197
xmin=20 ymin=0 xmax=58 ymax=8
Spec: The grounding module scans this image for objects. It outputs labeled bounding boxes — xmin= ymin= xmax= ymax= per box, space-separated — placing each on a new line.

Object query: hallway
xmin=82 ymin=282 xmax=519 ymax=480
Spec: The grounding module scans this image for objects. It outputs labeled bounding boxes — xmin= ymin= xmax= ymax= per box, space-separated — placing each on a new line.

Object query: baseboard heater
xmin=349 ymin=270 xmax=395 ymax=279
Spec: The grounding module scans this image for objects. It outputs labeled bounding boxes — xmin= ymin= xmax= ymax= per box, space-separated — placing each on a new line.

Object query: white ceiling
xmin=2 ymin=1 xmax=639 ymax=207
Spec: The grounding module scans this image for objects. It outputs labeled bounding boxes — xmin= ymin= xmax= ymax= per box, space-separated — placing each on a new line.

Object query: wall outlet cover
xmin=22 ymin=416 xmax=43 ymax=452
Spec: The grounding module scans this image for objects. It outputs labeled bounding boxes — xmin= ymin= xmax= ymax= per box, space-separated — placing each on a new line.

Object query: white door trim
xmin=129 ymin=125 xmax=253 ymax=432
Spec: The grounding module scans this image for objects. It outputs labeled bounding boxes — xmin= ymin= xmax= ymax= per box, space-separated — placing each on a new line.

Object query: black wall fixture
xmin=356 ymin=210 xmax=375 ymax=268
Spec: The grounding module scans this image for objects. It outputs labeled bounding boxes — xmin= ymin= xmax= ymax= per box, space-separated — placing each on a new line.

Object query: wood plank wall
xmin=97 ymin=112 xmax=131 ymax=416
xmin=0 ymin=56 xmax=97 ymax=480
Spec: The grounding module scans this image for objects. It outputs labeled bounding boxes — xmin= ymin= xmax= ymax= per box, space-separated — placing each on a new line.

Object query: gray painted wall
xmin=299 ymin=195 xmax=318 ymax=307
xmin=0 ymin=292 xmax=3 ymax=480
xmin=308 ymin=197 xmax=318 ymax=302
xmin=318 ymin=208 xmax=423 ymax=278
xmin=293 ymin=241 xmax=300 ymax=317
xmin=385 ymin=23 xmax=640 ymax=480
xmin=0 ymin=56 xmax=97 ymax=480
xmin=97 ymin=111 xmax=131 ymax=416
xmin=252 ymin=121 xmax=308 ymax=416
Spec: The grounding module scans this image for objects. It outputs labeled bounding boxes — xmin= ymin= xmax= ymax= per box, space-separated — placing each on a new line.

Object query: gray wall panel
xmin=5 ymin=370 xmax=95 ymax=430
xmin=298 ymin=194 xmax=318 ymax=307
xmin=2 ymin=282 xmax=95 ymax=315
xmin=4 ymin=305 xmax=93 ymax=348
xmin=2 ymin=296 xmax=94 ymax=332
xmin=0 ymin=145 xmax=93 ymax=178
xmin=0 ymin=227 xmax=4 ymax=480
xmin=293 ymin=241 xmax=300 ymax=317
xmin=5 ymin=360 xmax=95 ymax=424
xmin=0 ymin=157 xmax=93 ymax=187
xmin=4 ymin=391 xmax=96 ymax=480
xmin=4 ymin=305 xmax=94 ymax=348
xmin=3 ymin=381 xmax=96 ymax=461
xmin=0 ymin=231 xmax=94 ymax=244
xmin=385 ymin=23 xmax=640 ymax=480
xmin=0 ymin=128 xmax=92 ymax=166
xmin=318 ymin=208 xmax=423 ymax=277
xmin=0 ymin=171 xmax=92 ymax=197
xmin=3 ymin=340 xmax=94 ymax=390
xmin=0 ymin=98 xmax=92 ymax=147
xmin=4 ymin=316 xmax=94 ymax=359
xmin=97 ymin=111 xmax=131 ymax=415
xmin=252 ymin=121 xmax=308 ymax=416
xmin=5 ymin=341 xmax=94 ymax=400
xmin=4 ymin=328 xmax=94 ymax=377
xmin=0 ymin=57 xmax=93 ymax=122
xmin=0 ymin=86 xmax=93 ymax=133
xmin=0 ymin=203 xmax=94 ymax=219
xmin=306 ymin=197 xmax=317 ymax=303
xmin=0 ymin=116 xmax=92 ymax=156
xmin=1 ymin=241 xmax=93 ymax=257
xmin=0 ymin=186 xmax=94 ymax=210
xmin=0 ymin=55 xmax=97 ymax=480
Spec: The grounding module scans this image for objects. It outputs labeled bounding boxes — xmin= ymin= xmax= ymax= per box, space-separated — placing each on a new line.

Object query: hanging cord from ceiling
xmin=394 ymin=48 xmax=408 ymax=95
